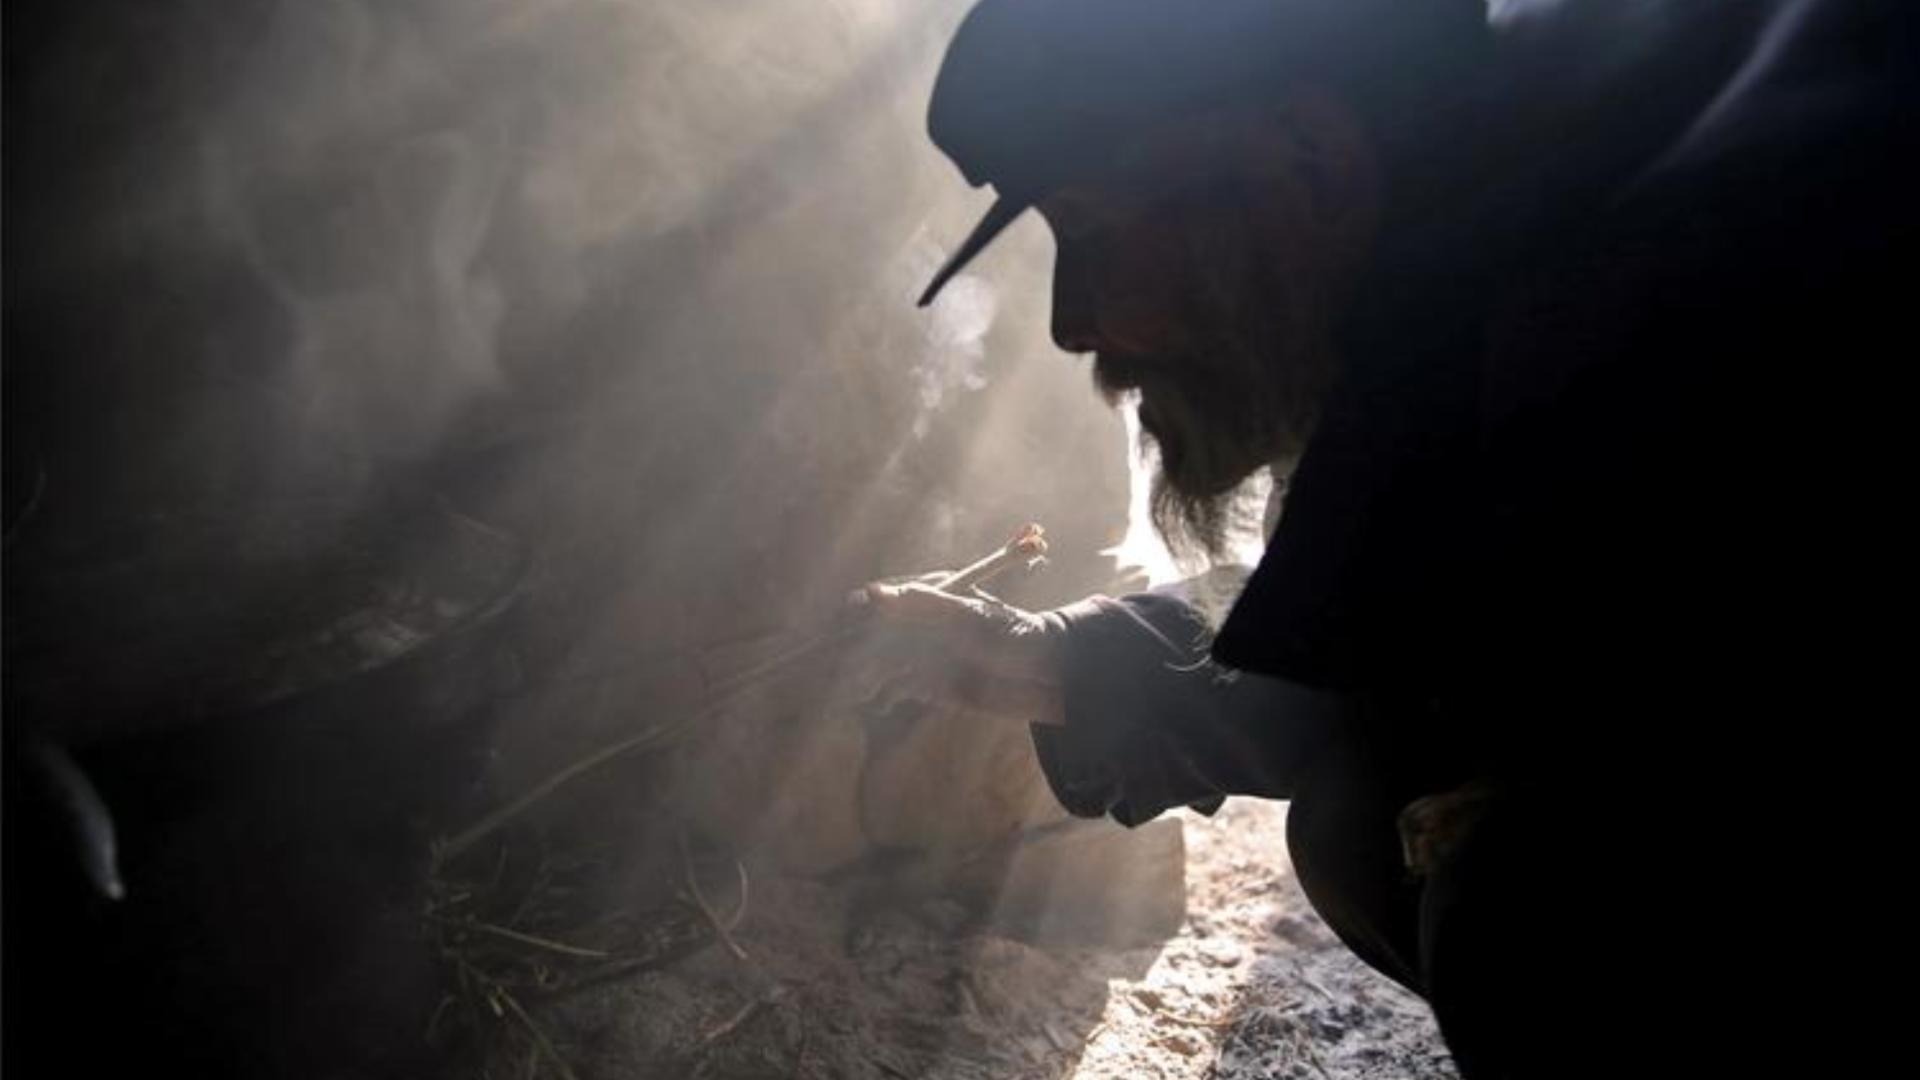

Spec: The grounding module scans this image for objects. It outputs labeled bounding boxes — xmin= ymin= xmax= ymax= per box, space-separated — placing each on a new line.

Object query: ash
xmin=510 ymin=799 xmax=1455 ymax=1080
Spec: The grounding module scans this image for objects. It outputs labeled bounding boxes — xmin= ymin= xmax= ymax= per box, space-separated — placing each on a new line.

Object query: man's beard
xmin=1094 ymin=330 xmax=1332 ymax=567
xmin=1083 ymin=186 xmax=1348 ymax=567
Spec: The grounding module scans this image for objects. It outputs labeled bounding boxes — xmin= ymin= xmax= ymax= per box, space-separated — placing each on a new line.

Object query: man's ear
xmin=1242 ymin=90 xmax=1382 ymax=272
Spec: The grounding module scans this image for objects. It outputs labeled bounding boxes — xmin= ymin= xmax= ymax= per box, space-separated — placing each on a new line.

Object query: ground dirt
xmin=495 ymin=798 xmax=1459 ymax=1080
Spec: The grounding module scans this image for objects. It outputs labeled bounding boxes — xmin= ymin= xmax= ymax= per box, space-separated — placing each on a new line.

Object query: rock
xmin=858 ymin=702 xmax=1069 ymax=851
xmin=971 ymin=817 xmax=1188 ymax=946
xmin=674 ymin=647 xmax=1074 ymax=878
xmin=1157 ymin=1031 xmax=1202 ymax=1056
xmin=668 ymin=674 xmax=870 ymax=875
xmin=961 ymin=936 xmax=1077 ymax=1020
xmin=1271 ymin=914 xmax=1326 ymax=947
xmin=1198 ymin=940 xmax=1243 ymax=968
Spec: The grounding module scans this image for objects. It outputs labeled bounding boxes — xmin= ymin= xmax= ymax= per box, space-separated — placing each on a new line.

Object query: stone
xmin=960 ymin=935 xmax=1078 ymax=1020
xmin=1198 ymin=940 xmax=1243 ymax=968
xmin=1157 ymin=1031 xmax=1202 ymax=1056
xmin=858 ymin=701 xmax=1070 ymax=851
xmin=668 ymin=673 xmax=871 ymax=876
xmin=970 ymin=817 xmax=1188 ymax=946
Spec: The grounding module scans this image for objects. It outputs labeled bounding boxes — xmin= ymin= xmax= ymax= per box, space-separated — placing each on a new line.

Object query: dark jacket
xmin=1035 ymin=0 xmax=1917 ymax=827
xmin=1031 ymin=5 xmax=1913 ymax=1074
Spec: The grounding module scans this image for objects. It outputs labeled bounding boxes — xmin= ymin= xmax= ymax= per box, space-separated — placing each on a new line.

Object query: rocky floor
xmin=513 ymin=798 xmax=1458 ymax=1080
xmin=1060 ymin=799 xmax=1457 ymax=1080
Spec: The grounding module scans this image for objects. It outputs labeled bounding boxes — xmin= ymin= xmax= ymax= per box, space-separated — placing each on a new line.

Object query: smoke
xmin=6 ymin=0 xmax=1137 ymax=744
xmin=900 ymin=228 xmax=999 ymax=437
xmin=184 ymin=0 xmax=923 ymax=458
xmin=0 ymin=6 xmax=1178 ymax=1070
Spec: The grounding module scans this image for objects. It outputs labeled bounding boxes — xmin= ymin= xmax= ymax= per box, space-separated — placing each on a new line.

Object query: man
xmin=873 ymin=1 xmax=1914 ymax=1075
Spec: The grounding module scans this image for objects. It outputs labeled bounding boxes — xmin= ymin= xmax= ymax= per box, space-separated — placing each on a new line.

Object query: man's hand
xmin=858 ymin=575 xmax=1068 ymax=726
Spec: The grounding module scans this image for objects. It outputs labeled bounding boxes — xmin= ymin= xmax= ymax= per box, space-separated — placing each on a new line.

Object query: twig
xmin=434 ymin=625 xmax=853 ymax=864
xmin=724 ymin=859 xmax=751 ymax=931
xmin=495 ymin=979 xmax=581 ymax=1080
xmin=934 ymin=522 xmax=1049 ymax=593
xmin=698 ymin=996 xmax=770 ymax=1046
xmin=699 ymin=626 xmax=853 ymax=703
xmin=436 ymin=525 xmax=1048 ymax=864
xmin=425 ymin=993 xmax=456 ymax=1043
xmin=424 ymin=912 xmax=611 ymax=959
xmin=1056 ymin=1025 xmax=1108 ymax=1080
xmin=677 ymin=825 xmax=749 ymax=962
xmin=456 ymin=957 xmax=580 ymax=1080
xmin=435 ymin=716 xmax=695 ymax=863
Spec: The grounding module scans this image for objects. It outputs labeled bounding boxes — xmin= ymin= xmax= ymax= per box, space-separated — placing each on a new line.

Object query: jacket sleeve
xmin=1029 ymin=592 xmax=1349 ymax=827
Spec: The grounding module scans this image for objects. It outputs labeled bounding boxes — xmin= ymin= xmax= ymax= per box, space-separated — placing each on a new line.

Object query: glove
xmin=857 ymin=575 xmax=1069 ymax=726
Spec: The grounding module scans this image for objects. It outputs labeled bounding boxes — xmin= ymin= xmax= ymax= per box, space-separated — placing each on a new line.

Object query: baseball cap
xmin=916 ymin=0 xmax=1486 ymax=306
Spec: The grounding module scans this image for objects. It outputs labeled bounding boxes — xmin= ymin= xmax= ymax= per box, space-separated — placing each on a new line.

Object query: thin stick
xmin=1293 ymin=965 xmax=1335 ymax=1002
xmin=935 ymin=522 xmax=1048 ymax=593
xmin=700 ymin=625 xmax=855 ymax=701
xmin=698 ymin=997 xmax=769 ymax=1046
xmin=436 ymin=523 xmax=1047 ymax=861
xmin=436 ymin=717 xmax=692 ymax=863
xmin=495 ymin=981 xmax=581 ymax=1080
xmin=425 ymin=993 xmax=456 ymax=1043
xmin=677 ymin=825 xmax=749 ymax=963
xmin=424 ymin=912 xmax=610 ymax=959
xmin=436 ymin=627 xmax=854 ymax=863
xmin=457 ymin=957 xmax=581 ymax=1080
xmin=724 ymin=859 xmax=750 ymax=931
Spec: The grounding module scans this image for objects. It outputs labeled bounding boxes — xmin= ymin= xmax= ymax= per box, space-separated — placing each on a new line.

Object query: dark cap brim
xmin=916 ymin=194 xmax=1029 ymax=307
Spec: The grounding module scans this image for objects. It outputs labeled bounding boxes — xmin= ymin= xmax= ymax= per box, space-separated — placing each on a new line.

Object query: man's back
xmin=1213 ymin=3 xmax=1917 ymax=1072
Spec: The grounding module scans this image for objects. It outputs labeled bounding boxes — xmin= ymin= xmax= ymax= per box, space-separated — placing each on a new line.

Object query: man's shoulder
xmin=1214 ymin=0 xmax=1917 ymax=692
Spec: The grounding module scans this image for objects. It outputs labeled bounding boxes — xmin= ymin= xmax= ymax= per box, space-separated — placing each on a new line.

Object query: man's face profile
xmin=1030 ymin=102 xmax=1379 ymax=554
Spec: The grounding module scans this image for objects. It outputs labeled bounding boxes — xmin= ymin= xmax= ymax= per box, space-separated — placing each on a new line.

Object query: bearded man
xmin=869 ymin=1 xmax=1915 ymax=1075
